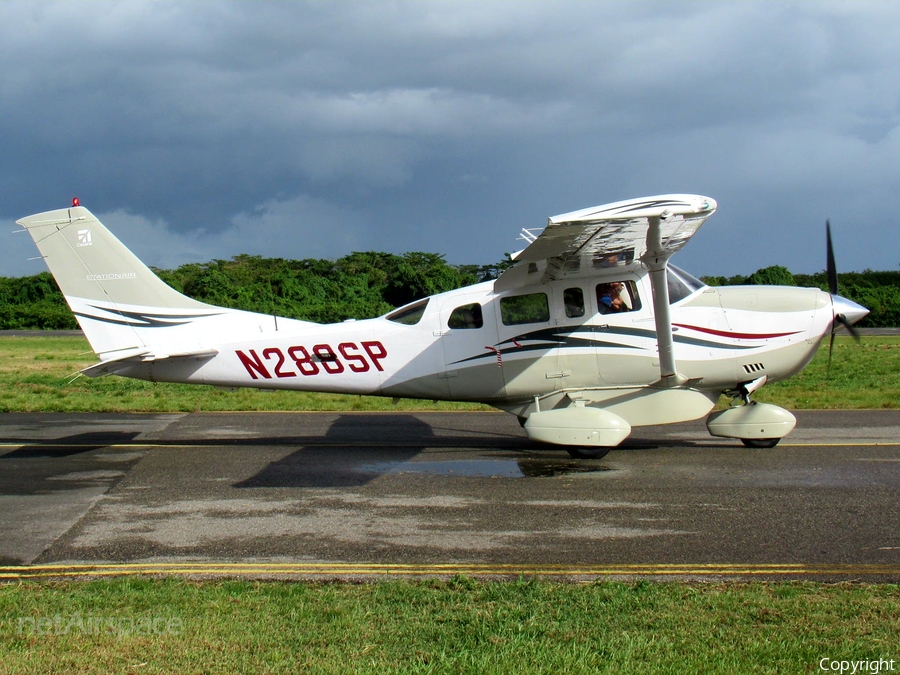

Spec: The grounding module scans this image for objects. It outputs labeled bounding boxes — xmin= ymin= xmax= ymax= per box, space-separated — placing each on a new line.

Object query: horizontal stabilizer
xmin=81 ymin=348 xmax=219 ymax=378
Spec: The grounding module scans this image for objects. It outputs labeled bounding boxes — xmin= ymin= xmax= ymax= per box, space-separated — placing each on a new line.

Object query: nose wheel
xmin=707 ymin=388 xmax=796 ymax=448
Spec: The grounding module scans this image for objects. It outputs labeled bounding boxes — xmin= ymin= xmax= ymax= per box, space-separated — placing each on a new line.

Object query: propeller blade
xmin=826 ymin=219 xmax=838 ymax=296
xmin=827 ymin=330 xmax=835 ymax=378
xmin=826 ymin=219 xmax=838 ymax=379
xmin=835 ymin=313 xmax=862 ymax=343
xmin=824 ymin=219 xmax=867 ymax=379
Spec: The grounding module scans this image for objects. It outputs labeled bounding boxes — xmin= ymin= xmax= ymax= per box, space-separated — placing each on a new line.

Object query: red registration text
xmin=235 ymin=341 xmax=387 ymax=380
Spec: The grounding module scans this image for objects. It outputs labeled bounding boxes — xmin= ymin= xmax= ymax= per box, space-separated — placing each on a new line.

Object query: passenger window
xmin=448 ymin=303 xmax=483 ymax=329
xmin=563 ymin=288 xmax=585 ymax=318
xmin=596 ymin=281 xmax=641 ymax=315
xmin=500 ymin=293 xmax=550 ymax=326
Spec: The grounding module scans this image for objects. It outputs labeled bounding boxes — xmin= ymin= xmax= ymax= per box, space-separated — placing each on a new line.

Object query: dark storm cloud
xmin=2 ymin=1 xmax=899 ymax=277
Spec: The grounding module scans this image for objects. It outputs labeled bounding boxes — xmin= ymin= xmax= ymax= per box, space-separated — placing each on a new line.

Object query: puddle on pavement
xmin=357 ymin=458 xmax=612 ymax=478
xmin=517 ymin=459 xmax=613 ymax=477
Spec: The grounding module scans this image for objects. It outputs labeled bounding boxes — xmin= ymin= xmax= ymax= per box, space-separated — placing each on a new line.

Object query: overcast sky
xmin=2 ymin=1 xmax=899 ymax=279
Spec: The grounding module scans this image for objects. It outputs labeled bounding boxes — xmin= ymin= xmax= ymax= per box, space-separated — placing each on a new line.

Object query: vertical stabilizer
xmin=16 ymin=205 xmax=219 ymax=356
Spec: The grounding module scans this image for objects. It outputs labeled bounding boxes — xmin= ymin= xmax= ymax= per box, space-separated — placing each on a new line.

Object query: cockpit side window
xmin=448 ymin=303 xmax=483 ymax=329
xmin=385 ymin=298 xmax=429 ymax=325
xmin=667 ymin=264 xmax=706 ymax=304
xmin=596 ymin=280 xmax=641 ymax=315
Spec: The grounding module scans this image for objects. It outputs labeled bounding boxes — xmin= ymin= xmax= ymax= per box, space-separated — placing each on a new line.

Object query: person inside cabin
xmin=598 ymin=282 xmax=625 ymax=314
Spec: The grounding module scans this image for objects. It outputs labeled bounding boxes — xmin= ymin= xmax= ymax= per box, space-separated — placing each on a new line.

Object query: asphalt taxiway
xmin=1 ymin=410 xmax=899 ymax=581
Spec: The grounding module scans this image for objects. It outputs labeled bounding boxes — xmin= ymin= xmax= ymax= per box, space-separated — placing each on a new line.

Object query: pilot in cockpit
xmin=598 ymin=282 xmax=625 ymax=314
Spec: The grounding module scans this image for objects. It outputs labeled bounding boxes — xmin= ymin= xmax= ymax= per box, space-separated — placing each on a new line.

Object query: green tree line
xmin=0 ymin=252 xmax=507 ymax=330
xmin=1 ymin=257 xmax=897 ymax=329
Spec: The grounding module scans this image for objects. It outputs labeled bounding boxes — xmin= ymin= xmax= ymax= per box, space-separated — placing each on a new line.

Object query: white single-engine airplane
xmin=18 ymin=194 xmax=868 ymax=458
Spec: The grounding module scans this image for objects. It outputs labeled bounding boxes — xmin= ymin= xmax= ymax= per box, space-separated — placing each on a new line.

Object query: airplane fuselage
xmin=110 ymin=271 xmax=833 ymax=428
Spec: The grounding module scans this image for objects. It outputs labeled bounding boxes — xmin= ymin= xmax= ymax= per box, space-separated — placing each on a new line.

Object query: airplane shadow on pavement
xmin=234 ymin=414 xmax=438 ymax=489
xmin=231 ymin=414 xmax=721 ymax=487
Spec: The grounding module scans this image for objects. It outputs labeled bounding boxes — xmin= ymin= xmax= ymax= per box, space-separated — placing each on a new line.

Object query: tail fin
xmin=16 ymin=204 xmax=222 ymax=357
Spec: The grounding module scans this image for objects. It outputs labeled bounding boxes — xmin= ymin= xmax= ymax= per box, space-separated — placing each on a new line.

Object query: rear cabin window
xmin=596 ymin=281 xmax=641 ymax=315
xmin=500 ymin=292 xmax=550 ymax=326
xmin=448 ymin=303 xmax=483 ymax=329
xmin=564 ymin=287 xmax=585 ymax=318
xmin=385 ymin=298 xmax=429 ymax=325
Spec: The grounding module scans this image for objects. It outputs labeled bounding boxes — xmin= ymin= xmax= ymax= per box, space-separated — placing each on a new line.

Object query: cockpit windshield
xmin=385 ymin=298 xmax=429 ymax=325
xmin=667 ymin=264 xmax=706 ymax=304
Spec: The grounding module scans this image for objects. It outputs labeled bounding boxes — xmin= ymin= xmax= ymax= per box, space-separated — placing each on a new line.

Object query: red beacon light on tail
xmin=72 ymin=197 xmax=80 ymax=207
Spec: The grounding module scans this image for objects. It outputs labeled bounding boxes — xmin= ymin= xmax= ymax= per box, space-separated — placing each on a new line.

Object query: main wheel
xmin=565 ymin=447 xmax=611 ymax=460
xmin=741 ymin=438 xmax=780 ymax=449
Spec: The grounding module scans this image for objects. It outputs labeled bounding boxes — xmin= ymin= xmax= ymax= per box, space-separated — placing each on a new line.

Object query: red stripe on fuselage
xmin=673 ymin=323 xmax=801 ymax=340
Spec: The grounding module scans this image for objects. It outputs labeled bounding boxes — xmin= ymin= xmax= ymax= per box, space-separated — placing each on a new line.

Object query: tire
xmin=740 ymin=438 xmax=780 ymax=449
xmin=565 ymin=446 xmax=612 ymax=460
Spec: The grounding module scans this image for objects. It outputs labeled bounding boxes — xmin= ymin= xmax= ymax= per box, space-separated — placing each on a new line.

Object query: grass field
xmin=1 ymin=335 xmax=898 ymax=413
xmin=2 ymin=578 xmax=899 ymax=674
xmin=3 ymin=336 xmax=899 ymax=673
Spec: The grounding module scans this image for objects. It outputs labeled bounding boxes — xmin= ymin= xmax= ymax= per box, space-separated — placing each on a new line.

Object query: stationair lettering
xmin=235 ymin=341 xmax=387 ymax=380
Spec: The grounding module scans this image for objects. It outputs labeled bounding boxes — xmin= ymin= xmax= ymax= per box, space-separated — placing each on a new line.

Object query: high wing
xmin=496 ymin=194 xmax=717 ymax=384
xmin=495 ymin=194 xmax=716 ymax=292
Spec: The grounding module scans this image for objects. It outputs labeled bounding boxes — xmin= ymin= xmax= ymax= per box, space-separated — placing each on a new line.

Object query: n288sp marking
xmin=235 ymin=341 xmax=387 ymax=380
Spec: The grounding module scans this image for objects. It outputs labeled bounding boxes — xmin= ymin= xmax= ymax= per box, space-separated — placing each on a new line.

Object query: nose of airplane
xmin=832 ymin=294 xmax=869 ymax=327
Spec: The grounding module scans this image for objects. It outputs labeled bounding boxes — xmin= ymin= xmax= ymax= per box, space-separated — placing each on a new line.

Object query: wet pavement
xmin=1 ymin=410 xmax=899 ymax=579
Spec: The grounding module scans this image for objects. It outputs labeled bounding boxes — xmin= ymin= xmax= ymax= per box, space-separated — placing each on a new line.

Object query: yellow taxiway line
xmin=2 ymin=442 xmax=900 ymax=450
xmin=2 ymin=562 xmax=900 ymax=580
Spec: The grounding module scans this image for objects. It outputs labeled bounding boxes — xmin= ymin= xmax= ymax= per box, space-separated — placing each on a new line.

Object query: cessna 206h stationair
xmin=17 ymin=194 xmax=868 ymax=459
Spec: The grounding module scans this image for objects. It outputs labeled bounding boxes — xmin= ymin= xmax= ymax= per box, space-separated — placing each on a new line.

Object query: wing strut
xmin=493 ymin=194 xmax=717 ymax=385
xmin=642 ymin=215 xmax=683 ymax=385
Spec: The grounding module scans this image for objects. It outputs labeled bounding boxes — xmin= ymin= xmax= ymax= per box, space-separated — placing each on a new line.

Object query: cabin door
xmin=437 ymin=293 xmax=506 ymax=401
